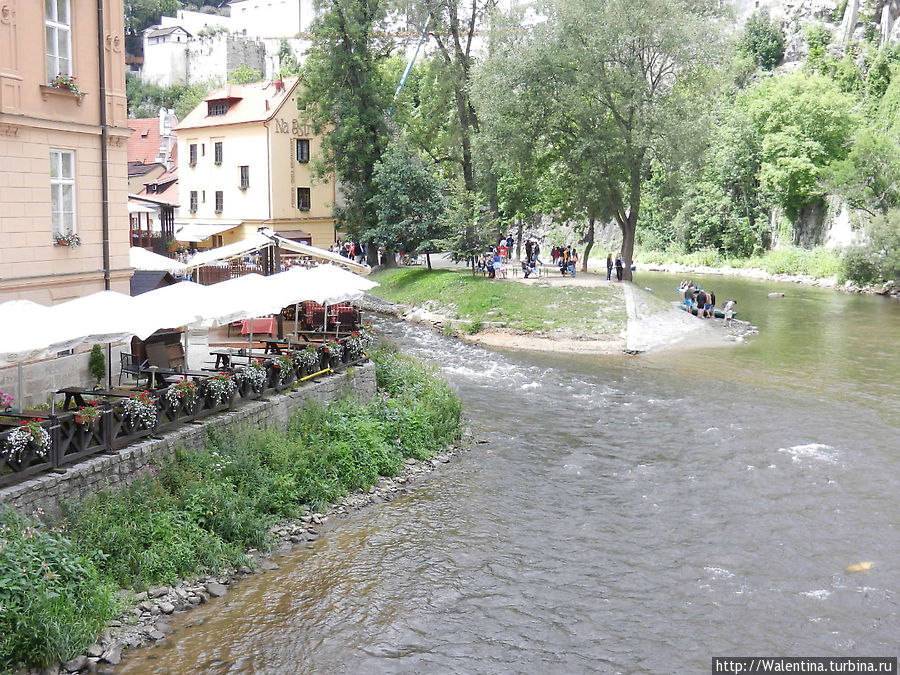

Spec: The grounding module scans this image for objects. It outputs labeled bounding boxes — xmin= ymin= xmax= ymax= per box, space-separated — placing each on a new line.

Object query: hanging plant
xmin=3 ymin=420 xmax=51 ymax=461
xmin=236 ymin=360 xmax=267 ymax=392
xmin=202 ymin=373 xmax=236 ymax=405
xmin=165 ymin=380 xmax=198 ymax=409
xmin=74 ymin=402 xmax=101 ymax=429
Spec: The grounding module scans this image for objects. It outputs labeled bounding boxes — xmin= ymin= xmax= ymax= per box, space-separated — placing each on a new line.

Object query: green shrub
xmin=840 ymin=245 xmax=883 ymax=284
xmin=65 ymin=470 xmax=246 ymax=589
xmin=466 ymin=318 xmax=484 ymax=334
xmin=0 ymin=508 xmax=118 ymax=672
xmin=88 ymin=345 xmax=105 ymax=386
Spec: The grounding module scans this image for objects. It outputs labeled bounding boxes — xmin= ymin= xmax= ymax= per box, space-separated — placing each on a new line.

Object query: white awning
xmin=174 ymin=221 xmax=241 ymax=242
xmin=130 ymin=246 xmax=188 ymax=273
xmin=273 ymin=235 xmax=371 ymax=275
xmin=127 ymin=202 xmax=155 ymax=214
xmin=184 ymin=233 xmax=273 ymax=268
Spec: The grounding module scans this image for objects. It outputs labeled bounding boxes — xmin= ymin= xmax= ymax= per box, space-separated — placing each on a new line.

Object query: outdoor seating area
xmin=0 ymin=263 xmax=380 ymax=489
xmin=0 ymin=326 xmax=376 ymax=488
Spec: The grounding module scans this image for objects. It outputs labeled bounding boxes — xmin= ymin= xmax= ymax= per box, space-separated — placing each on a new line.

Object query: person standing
xmin=533 ymin=241 xmax=542 ymax=264
xmin=606 ymin=253 xmax=614 ymax=281
xmin=684 ymin=284 xmax=695 ymax=314
xmin=615 ymin=254 xmax=624 ymax=281
xmin=723 ymin=299 xmax=736 ymax=327
xmin=696 ymin=288 xmax=708 ymax=318
xmin=525 ymin=239 xmax=533 ymax=262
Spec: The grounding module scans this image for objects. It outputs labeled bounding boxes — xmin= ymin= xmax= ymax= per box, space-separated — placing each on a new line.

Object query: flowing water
xmin=118 ymin=273 xmax=900 ymax=674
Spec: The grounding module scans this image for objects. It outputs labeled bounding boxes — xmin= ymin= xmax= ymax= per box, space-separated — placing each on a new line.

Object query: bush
xmin=0 ymin=508 xmax=118 ymax=672
xmin=65 ymin=470 xmax=247 ymax=589
xmin=840 ymin=245 xmax=883 ymax=284
xmin=88 ymin=345 xmax=105 ymax=386
xmin=739 ymin=9 xmax=785 ymax=70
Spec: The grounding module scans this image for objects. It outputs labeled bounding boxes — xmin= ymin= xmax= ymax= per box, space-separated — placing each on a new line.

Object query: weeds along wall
xmin=0 ymin=364 xmax=376 ymax=520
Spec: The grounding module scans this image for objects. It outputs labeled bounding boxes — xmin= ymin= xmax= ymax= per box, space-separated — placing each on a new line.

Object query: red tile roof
xmin=127 ymin=118 xmax=163 ymax=165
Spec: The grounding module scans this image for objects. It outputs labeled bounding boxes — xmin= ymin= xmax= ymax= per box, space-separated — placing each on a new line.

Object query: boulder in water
xmin=845 ymin=561 xmax=874 ymax=573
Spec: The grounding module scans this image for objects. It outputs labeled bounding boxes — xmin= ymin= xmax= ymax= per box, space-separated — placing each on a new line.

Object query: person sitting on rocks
xmin=723 ymin=299 xmax=736 ymax=327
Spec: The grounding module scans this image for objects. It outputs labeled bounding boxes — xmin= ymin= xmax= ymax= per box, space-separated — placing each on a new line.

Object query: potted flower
xmin=54 ymin=231 xmax=81 ymax=248
xmin=343 ymin=332 xmax=364 ymax=362
xmin=236 ymin=360 xmax=267 ymax=394
xmin=49 ymin=72 xmax=83 ymax=98
xmin=271 ymin=354 xmax=295 ymax=385
xmin=202 ymin=373 xmax=236 ymax=406
xmin=122 ymin=390 xmax=157 ymax=430
xmin=292 ymin=346 xmax=320 ymax=378
xmin=165 ymin=379 xmax=198 ymax=412
xmin=323 ymin=339 xmax=343 ymax=368
xmin=361 ymin=322 xmax=377 ymax=350
xmin=0 ymin=388 xmax=12 ymax=411
xmin=3 ymin=419 xmax=51 ymax=462
xmin=74 ymin=402 xmax=101 ymax=429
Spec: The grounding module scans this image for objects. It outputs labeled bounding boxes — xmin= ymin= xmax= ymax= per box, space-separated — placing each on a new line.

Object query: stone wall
xmin=0 ymin=363 xmax=376 ymax=520
xmin=0 ymin=344 xmax=126 ymax=409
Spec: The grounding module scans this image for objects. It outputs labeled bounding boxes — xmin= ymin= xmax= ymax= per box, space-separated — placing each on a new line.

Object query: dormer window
xmin=208 ymin=101 xmax=229 ymax=116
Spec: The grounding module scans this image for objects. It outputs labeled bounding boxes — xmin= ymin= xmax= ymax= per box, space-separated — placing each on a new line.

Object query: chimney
xmin=274 ymin=77 xmax=284 ymax=93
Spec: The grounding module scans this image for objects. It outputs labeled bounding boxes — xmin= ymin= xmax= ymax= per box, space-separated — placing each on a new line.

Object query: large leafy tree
xmin=299 ymin=0 xmax=393 ymax=261
xmin=367 ymin=143 xmax=448 ymax=268
xmin=476 ymin=0 xmax=728 ymax=279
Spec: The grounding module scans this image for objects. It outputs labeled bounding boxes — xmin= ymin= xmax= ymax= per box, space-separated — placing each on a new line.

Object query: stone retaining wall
xmin=0 ymin=363 xmax=376 ymax=520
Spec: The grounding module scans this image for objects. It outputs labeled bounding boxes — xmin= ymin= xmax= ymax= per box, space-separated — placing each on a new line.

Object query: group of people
xmin=680 ymin=280 xmax=737 ymax=326
xmin=606 ymin=254 xmax=625 ymax=281
xmin=551 ymin=246 xmax=580 ymax=276
xmin=331 ymin=240 xmax=366 ymax=264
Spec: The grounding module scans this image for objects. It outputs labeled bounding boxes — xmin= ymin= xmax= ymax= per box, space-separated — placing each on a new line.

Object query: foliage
xmin=804 ymin=23 xmax=833 ymax=71
xmin=825 ymin=127 xmax=900 ymax=215
xmin=124 ymin=0 xmax=178 ymax=41
xmin=0 ymin=508 xmax=118 ymax=672
xmin=65 ymin=469 xmax=246 ymax=589
xmin=0 ymin=388 xmax=11 ymax=409
xmin=125 ymin=73 xmax=216 ymax=120
xmin=277 ymin=39 xmax=301 ymax=78
xmin=474 ymin=0 xmax=730 ymax=279
xmin=201 ymin=374 xmax=236 ymax=405
xmin=122 ymin=391 xmax=157 ymax=429
xmin=2 ymin=420 xmax=51 ymax=462
xmin=298 ymin=0 xmax=392 ymax=250
xmin=738 ymin=9 xmax=785 ymax=71
xmin=89 ymin=345 xmax=106 ymax=386
xmin=367 ymin=142 xmax=448 ymax=261
xmin=49 ymin=73 xmax=83 ymax=97
xmin=228 ymin=64 xmax=262 ymax=84
xmin=840 ymin=208 xmax=900 ymax=283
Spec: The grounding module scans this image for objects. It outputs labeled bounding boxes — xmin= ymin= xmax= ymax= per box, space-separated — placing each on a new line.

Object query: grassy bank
xmin=370 ymin=268 xmax=626 ymax=335
xmin=626 ymin=246 xmax=844 ymax=280
xmin=0 ymin=350 xmax=461 ymax=672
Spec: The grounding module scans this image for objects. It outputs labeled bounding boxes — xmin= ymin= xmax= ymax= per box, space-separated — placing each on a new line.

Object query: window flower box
xmin=54 ymin=232 xmax=81 ymax=248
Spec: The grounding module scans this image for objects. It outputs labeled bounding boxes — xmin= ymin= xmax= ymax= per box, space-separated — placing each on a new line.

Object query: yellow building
xmin=175 ymin=77 xmax=337 ymax=250
xmin=0 ymin=0 xmax=131 ymax=304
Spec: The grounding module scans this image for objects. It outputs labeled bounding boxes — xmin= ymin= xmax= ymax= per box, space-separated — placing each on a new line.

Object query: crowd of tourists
xmin=605 ymin=253 xmax=626 ymax=281
xmin=331 ymin=240 xmax=367 ymax=263
xmin=679 ymin=280 xmax=737 ymax=326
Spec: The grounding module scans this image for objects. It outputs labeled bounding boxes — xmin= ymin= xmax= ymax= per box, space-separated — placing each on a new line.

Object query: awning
xmin=272 ymin=235 xmax=371 ymax=275
xmin=127 ymin=202 xmax=155 ymax=214
xmin=130 ymin=246 xmax=187 ymax=273
xmin=174 ymin=221 xmax=241 ymax=243
xmin=184 ymin=233 xmax=273 ymax=268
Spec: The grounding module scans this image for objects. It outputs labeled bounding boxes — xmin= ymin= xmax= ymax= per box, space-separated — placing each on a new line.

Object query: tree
xmin=475 ymin=0 xmax=729 ymax=280
xmin=228 ymin=64 xmax=262 ymax=84
xmin=826 ymin=127 xmax=900 ymax=216
xmin=298 ymin=0 xmax=393 ymax=262
xmin=367 ymin=143 xmax=448 ymax=269
xmin=124 ymin=0 xmax=178 ymax=53
xmin=738 ymin=8 xmax=785 ymax=71
xmin=277 ymin=39 xmax=301 ymax=78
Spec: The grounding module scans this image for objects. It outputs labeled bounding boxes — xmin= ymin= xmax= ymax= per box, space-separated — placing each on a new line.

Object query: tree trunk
xmin=383 ymin=249 xmax=397 ymax=267
xmin=582 ymin=218 xmax=595 ymax=273
xmin=426 ymin=252 xmax=432 ymax=270
xmin=366 ymin=243 xmax=378 ymax=267
xmin=516 ymin=218 xmax=523 ymax=262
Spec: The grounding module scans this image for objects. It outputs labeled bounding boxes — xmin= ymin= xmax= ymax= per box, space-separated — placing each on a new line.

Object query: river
xmin=118 ymin=273 xmax=900 ymax=674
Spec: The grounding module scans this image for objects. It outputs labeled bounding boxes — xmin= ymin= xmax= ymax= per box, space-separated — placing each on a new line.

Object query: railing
xmin=0 ymin=336 xmax=372 ymax=489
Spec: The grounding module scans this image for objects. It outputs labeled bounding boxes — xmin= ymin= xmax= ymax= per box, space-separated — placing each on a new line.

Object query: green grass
xmin=632 ymin=246 xmax=843 ymax=279
xmin=2 ymin=349 xmax=462 ymax=673
xmin=371 ymin=268 xmax=626 ymax=336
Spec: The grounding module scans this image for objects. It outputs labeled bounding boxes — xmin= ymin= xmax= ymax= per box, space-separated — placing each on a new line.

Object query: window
xmin=214 ymin=141 xmax=223 ymax=164
xmin=296 ymin=139 xmax=310 ymax=163
xmin=189 ymin=190 xmax=198 ymax=212
xmin=208 ymin=101 xmax=229 ymax=116
xmin=215 ymin=191 xmax=224 ymax=213
xmin=239 ymin=165 xmax=250 ymax=188
xmin=45 ymin=0 xmax=72 ymax=81
xmin=297 ymin=187 xmax=310 ymax=211
xmin=50 ymin=149 xmax=76 ymax=237
xmin=189 ymin=144 xmax=197 ymax=166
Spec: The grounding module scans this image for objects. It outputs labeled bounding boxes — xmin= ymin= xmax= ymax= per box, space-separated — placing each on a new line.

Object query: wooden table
xmin=56 ymin=388 xmax=136 ymax=411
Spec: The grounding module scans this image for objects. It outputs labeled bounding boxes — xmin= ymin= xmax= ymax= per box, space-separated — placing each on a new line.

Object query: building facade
xmin=175 ymin=77 xmax=336 ymax=249
xmin=0 ymin=0 xmax=131 ymax=304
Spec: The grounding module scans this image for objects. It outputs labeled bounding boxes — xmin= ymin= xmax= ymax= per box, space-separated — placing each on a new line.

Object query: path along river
xmin=118 ymin=272 xmax=900 ymax=674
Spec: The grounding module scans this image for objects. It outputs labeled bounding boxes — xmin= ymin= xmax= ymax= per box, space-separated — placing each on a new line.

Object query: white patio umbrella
xmin=130 ymin=281 xmax=214 ymax=330
xmin=201 ymin=274 xmax=289 ymax=355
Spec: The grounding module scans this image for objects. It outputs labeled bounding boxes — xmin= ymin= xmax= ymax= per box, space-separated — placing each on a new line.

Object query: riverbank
xmin=2 ymin=351 xmax=464 ymax=675
xmin=366 ymin=268 xmax=756 ymax=355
